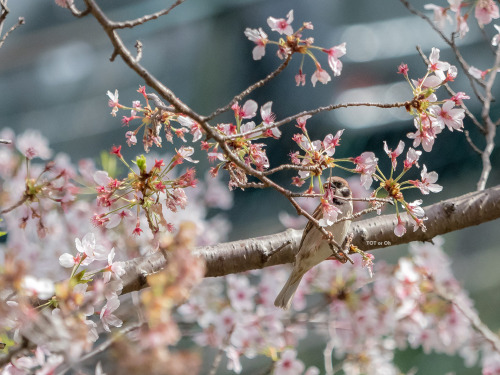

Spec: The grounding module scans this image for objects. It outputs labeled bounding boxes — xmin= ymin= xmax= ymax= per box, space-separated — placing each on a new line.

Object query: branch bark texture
xmin=122 ymin=184 xmax=500 ymax=294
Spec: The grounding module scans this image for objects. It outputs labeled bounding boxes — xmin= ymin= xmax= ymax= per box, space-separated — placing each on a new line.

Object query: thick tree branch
xmin=121 ymin=184 xmax=500 ymax=294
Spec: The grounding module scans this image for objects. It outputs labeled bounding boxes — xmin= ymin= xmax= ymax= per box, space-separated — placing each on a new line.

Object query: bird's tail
xmin=274 ymin=272 xmax=303 ymax=310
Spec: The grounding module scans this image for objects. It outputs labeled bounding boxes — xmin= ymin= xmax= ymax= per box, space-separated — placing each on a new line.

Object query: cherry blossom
xmin=311 ymin=66 xmax=331 ymax=87
xmin=475 ymin=0 xmax=499 ymax=25
xmin=227 ymin=275 xmax=256 ymax=311
xmin=100 ymin=296 xmax=123 ymax=332
xmin=172 ymin=146 xmax=199 ymax=166
xmin=295 ymin=70 xmax=306 ymax=86
xmin=55 ymin=0 xmax=74 ymax=8
xmin=468 ymin=66 xmax=488 ymax=80
xmin=16 ymin=130 xmax=53 ymax=160
xmin=352 ymin=152 xmax=378 ymax=189
xmin=403 ymin=147 xmax=422 ymax=170
xmin=267 ymin=10 xmax=294 ymax=36
xmin=323 ymin=129 xmax=343 ymax=156
xmin=319 ymin=197 xmax=342 ymax=227
xmin=397 ymin=63 xmax=409 ymax=75
xmin=450 ymin=92 xmax=470 ymax=106
xmin=106 ymin=89 xmax=120 ymax=117
xmin=274 ymin=349 xmax=305 ymax=375
xmin=177 ymin=116 xmax=203 ymax=142
xmin=383 ymin=140 xmax=405 ymax=170
xmin=407 ymin=114 xmax=443 ymax=152
xmin=394 ymin=215 xmax=407 ymax=237
xmin=456 ymin=14 xmax=469 ymax=38
xmin=21 ymin=276 xmax=55 ymax=299
xmin=103 ymin=248 xmax=126 ymax=283
xmin=430 ymin=101 xmax=465 ymax=131
xmin=428 ymin=47 xmax=450 ymax=75
xmin=424 ymin=4 xmax=451 ymax=30
xmin=410 ymin=165 xmax=443 ymax=194
xmin=323 ymin=42 xmax=346 ymax=76
xmin=244 ymin=28 xmax=268 ymax=60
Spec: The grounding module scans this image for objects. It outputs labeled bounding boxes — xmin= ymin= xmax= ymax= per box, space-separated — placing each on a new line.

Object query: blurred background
xmin=1 ymin=0 xmax=500 ymax=373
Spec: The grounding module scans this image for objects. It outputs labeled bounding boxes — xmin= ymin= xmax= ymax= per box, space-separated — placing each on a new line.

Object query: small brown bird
xmin=274 ymin=176 xmax=353 ymax=310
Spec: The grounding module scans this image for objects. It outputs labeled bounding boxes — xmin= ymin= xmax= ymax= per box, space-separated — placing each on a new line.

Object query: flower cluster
xmin=288 ymin=115 xmax=347 ymax=192
xmin=107 ymin=86 xmax=203 ymax=153
xmin=93 ymin=148 xmax=198 ymax=236
xmin=175 ymin=238 xmax=492 ymax=374
xmin=202 ymin=100 xmax=276 ymax=189
xmin=244 ymin=10 xmax=346 ymax=86
xmin=364 ymin=140 xmax=443 ymax=237
xmin=399 ymin=48 xmax=466 ymax=152
xmin=0 ymin=129 xmax=79 ymax=239
xmin=425 ymin=0 xmax=499 ymax=38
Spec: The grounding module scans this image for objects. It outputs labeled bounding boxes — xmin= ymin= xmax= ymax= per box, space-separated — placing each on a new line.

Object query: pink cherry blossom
xmin=100 ymin=296 xmax=123 ymax=332
xmin=323 ymin=42 xmax=346 ymax=76
xmin=455 ymin=14 xmax=469 ymax=38
xmin=424 ymin=4 xmax=451 ymax=30
xmin=296 ymin=115 xmax=311 ymax=131
xmin=16 ymin=130 xmax=52 ymax=160
xmin=428 ymin=47 xmax=450 ymax=75
xmin=106 ymin=89 xmax=120 ymax=117
xmin=103 ymin=248 xmax=126 ymax=283
xmin=21 ymin=276 xmax=55 ymax=299
xmin=352 ymin=152 xmax=378 ymax=189
xmin=172 ymin=146 xmax=199 ymax=166
xmin=311 ymin=66 xmax=331 ymax=87
xmin=468 ymin=66 xmax=488 ymax=80
xmin=55 ymin=0 xmax=74 ymax=8
xmin=319 ymin=197 xmax=342 ymax=227
xmin=404 ymin=147 xmax=422 ymax=170
xmin=394 ymin=215 xmax=407 ymax=237
xmin=410 ymin=165 xmax=443 ymax=194
xmin=177 ymin=116 xmax=203 ymax=142
xmin=240 ymin=100 xmax=258 ymax=119
xmin=227 ymin=275 xmax=256 ymax=311
xmin=274 ymin=349 xmax=305 ymax=375
xmin=323 ymin=129 xmax=344 ymax=156
xmin=448 ymin=0 xmax=463 ymax=12
xmin=475 ymin=0 xmax=499 ymax=26
xmin=244 ymin=28 xmax=268 ymax=60
xmin=397 ymin=63 xmax=409 ymax=75
xmin=407 ymin=114 xmax=443 ymax=152
xmin=383 ymin=140 xmax=405 ymax=170
xmin=430 ymin=100 xmax=465 ymax=131
xmin=125 ymin=130 xmax=137 ymax=146
xmin=406 ymin=199 xmax=425 ymax=218
xmin=450 ymin=92 xmax=470 ymax=106
xmin=295 ymin=70 xmax=306 ymax=86
xmin=267 ymin=10 xmax=294 ymax=36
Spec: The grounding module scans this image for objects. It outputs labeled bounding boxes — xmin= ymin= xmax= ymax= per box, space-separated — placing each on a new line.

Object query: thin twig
xmin=110 ymin=0 xmax=186 ymax=29
xmin=0 ymin=16 xmax=24 ymax=49
xmin=464 ymin=130 xmax=483 ymax=155
xmin=0 ymin=138 xmax=12 ymax=144
xmin=476 ymin=44 xmax=500 ymax=190
xmin=206 ymin=54 xmax=293 ymax=121
xmin=67 ymin=2 xmax=90 ymax=18
xmin=225 ymin=101 xmax=409 ymax=141
xmin=134 ymin=40 xmax=143 ymax=63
